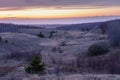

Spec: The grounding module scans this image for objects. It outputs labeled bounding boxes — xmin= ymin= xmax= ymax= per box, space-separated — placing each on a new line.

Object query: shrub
xmin=5 ymin=40 xmax=8 ymax=43
xmin=60 ymin=42 xmax=67 ymax=46
xmin=51 ymin=47 xmax=58 ymax=52
xmin=87 ymin=50 xmax=120 ymax=74
xmin=51 ymin=47 xmax=63 ymax=53
xmin=38 ymin=32 xmax=45 ymax=38
xmin=49 ymin=31 xmax=53 ymax=38
xmin=88 ymin=42 xmax=109 ymax=56
xmin=49 ymin=31 xmax=57 ymax=38
xmin=74 ymin=49 xmax=120 ymax=74
xmin=25 ymin=55 xmax=46 ymax=74
xmin=58 ymin=47 xmax=63 ymax=53
xmin=11 ymin=42 xmax=14 ymax=45
xmin=99 ymin=22 xmax=108 ymax=34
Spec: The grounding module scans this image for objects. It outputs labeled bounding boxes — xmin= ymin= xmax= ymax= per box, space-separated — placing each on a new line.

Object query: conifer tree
xmin=25 ymin=55 xmax=45 ymax=74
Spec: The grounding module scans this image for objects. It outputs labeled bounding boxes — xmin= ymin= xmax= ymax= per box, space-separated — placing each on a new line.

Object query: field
xmin=0 ymin=20 xmax=120 ymax=80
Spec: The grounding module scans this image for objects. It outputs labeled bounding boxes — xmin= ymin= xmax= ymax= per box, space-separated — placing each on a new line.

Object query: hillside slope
xmin=0 ymin=33 xmax=41 ymax=56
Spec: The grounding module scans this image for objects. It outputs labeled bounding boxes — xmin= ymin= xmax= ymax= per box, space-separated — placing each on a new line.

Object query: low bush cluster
xmin=49 ymin=31 xmax=57 ymax=38
xmin=88 ymin=42 xmax=109 ymax=56
xmin=74 ymin=49 xmax=120 ymax=74
xmin=60 ymin=42 xmax=67 ymax=46
xmin=38 ymin=32 xmax=45 ymax=38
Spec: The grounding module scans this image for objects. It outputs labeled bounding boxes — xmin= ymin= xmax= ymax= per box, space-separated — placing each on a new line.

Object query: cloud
xmin=0 ymin=7 xmax=31 ymax=11
xmin=0 ymin=0 xmax=119 ymax=10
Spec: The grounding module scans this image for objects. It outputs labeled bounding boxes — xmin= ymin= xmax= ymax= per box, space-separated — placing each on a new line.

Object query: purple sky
xmin=0 ymin=0 xmax=120 ymax=9
xmin=0 ymin=0 xmax=120 ymax=24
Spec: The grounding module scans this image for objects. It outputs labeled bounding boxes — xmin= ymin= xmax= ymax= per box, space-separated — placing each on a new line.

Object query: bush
xmin=49 ymin=31 xmax=57 ymax=38
xmin=88 ymin=42 xmax=109 ymax=56
xmin=11 ymin=42 xmax=14 ymax=45
xmin=60 ymin=42 xmax=67 ymax=46
xmin=49 ymin=31 xmax=53 ymax=38
xmin=38 ymin=32 xmax=45 ymax=38
xmin=5 ymin=40 xmax=8 ymax=43
xmin=25 ymin=55 xmax=46 ymax=74
xmin=99 ymin=22 xmax=108 ymax=34
xmin=74 ymin=49 xmax=120 ymax=74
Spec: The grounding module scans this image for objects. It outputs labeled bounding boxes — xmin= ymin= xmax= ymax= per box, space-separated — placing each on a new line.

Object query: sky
xmin=0 ymin=0 xmax=120 ymax=24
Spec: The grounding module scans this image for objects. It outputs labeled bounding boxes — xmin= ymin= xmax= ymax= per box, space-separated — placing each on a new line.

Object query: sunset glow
xmin=0 ymin=7 xmax=120 ymax=19
xmin=0 ymin=0 xmax=120 ymax=24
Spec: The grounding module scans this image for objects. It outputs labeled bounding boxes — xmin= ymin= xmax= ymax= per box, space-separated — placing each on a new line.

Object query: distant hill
xmin=0 ymin=33 xmax=41 ymax=56
xmin=0 ymin=19 xmax=120 ymax=33
xmin=0 ymin=23 xmax=44 ymax=33
xmin=55 ymin=19 xmax=120 ymax=31
xmin=55 ymin=22 xmax=101 ymax=30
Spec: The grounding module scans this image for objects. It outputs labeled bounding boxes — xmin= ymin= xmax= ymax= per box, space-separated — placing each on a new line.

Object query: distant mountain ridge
xmin=55 ymin=19 xmax=120 ymax=31
xmin=0 ymin=23 xmax=44 ymax=33
xmin=55 ymin=22 xmax=102 ymax=30
xmin=0 ymin=19 xmax=120 ymax=33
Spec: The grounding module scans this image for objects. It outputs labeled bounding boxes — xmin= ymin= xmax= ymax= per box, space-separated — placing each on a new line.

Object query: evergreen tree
xmin=38 ymin=32 xmax=45 ymax=38
xmin=25 ymin=55 xmax=45 ymax=74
